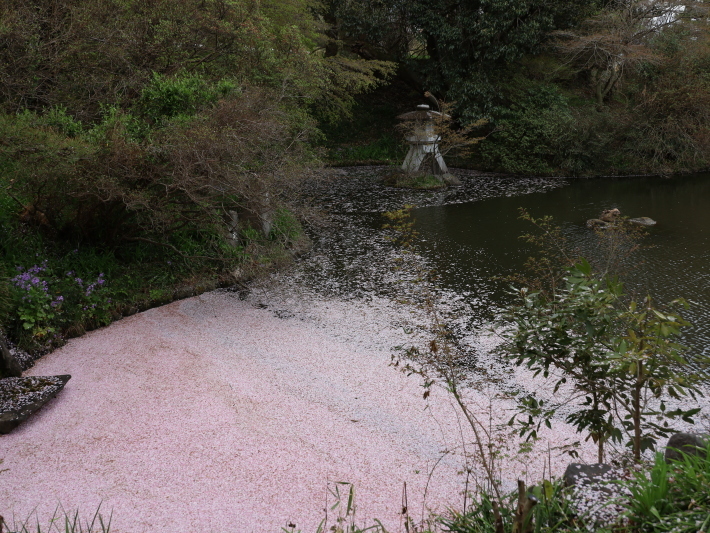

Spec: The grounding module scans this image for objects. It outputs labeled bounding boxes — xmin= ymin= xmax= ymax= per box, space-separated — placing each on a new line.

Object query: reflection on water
xmin=299 ymin=169 xmax=710 ymax=358
xmin=411 ymin=174 xmax=710 ymax=357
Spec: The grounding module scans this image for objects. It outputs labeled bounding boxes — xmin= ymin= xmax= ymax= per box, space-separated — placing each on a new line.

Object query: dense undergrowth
xmin=0 ymin=188 xmax=305 ymax=355
xmin=323 ymin=0 xmax=710 ymax=177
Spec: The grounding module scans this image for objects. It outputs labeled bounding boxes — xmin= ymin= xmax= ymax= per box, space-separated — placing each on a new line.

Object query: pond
xmin=298 ymin=168 xmax=710 ymax=359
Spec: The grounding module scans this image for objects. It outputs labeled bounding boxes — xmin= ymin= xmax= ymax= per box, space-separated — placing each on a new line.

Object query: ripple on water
xmin=293 ymin=167 xmax=710 ymax=366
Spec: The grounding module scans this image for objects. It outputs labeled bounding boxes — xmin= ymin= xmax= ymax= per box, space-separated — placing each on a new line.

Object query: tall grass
xmin=5 ymin=506 xmax=112 ymax=533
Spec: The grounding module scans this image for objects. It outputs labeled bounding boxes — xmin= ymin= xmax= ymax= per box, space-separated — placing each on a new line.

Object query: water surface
xmin=300 ymin=169 xmax=710 ymax=357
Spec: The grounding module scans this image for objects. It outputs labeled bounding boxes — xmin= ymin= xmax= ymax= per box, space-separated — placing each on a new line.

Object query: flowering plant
xmin=10 ymin=261 xmax=111 ymax=349
xmin=11 ymin=262 xmax=58 ymax=340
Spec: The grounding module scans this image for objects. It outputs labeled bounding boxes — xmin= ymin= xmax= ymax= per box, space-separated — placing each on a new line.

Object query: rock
xmin=0 ymin=334 xmax=22 ymax=378
xmin=563 ymin=463 xmax=628 ymax=529
xmin=563 ymin=463 xmax=616 ymax=488
xmin=586 ymin=218 xmax=609 ymax=229
xmin=0 ymin=375 xmax=71 ymax=433
xmin=442 ymin=173 xmax=462 ymax=186
xmin=665 ymin=432 xmax=708 ymax=463
xmin=628 ymin=217 xmax=656 ymax=226
xmin=599 ymin=208 xmax=621 ymax=223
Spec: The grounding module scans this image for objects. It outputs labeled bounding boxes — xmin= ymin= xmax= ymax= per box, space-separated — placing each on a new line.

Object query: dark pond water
xmin=299 ymin=169 xmax=710 ymax=357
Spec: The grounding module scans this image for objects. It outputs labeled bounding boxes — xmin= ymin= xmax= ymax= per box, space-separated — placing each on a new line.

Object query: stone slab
xmin=665 ymin=432 xmax=708 ymax=463
xmin=0 ymin=375 xmax=71 ymax=434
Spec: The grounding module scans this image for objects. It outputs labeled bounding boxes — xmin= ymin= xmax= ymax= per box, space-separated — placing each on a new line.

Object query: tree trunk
xmin=633 ymin=360 xmax=643 ymax=462
xmin=512 ymin=480 xmax=538 ymax=533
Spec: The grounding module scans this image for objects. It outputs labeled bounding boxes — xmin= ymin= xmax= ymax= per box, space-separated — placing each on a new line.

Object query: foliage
xmin=624 ymin=447 xmax=710 ymax=532
xmin=269 ymin=208 xmax=303 ymax=246
xmin=0 ymin=161 xmax=305 ymax=354
xmin=499 ymin=215 xmax=704 ymax=462
xmin=8 ymin=261 xmax=112 ymax=351
xmin=328 ymin=0 xmax=597 ymax=117
xmin=444 ymin=479 xmax=587 ymax=533
xmin=477 ymin=85 xmax=573 ymax=175
xmin=6 ymin=505 xmax=112 ymax=533
xmin=1 ymin=86 xmax=315 ymax=247
xmin=136 ymin=72 xmax=238 ymax=128
xmin=553 ymin=0 xmax=707 ymax=108
xmin=0 ymin=0 xmax=393 ymax=283
xmin=619 ymin=23 xmax=710 ymax=174
xmin=326 ymin=0 xmax=710 ymax=175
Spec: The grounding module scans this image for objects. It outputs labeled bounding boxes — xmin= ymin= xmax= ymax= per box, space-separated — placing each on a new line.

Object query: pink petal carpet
xmin=0 ymin=290 xmax=594 ymax=532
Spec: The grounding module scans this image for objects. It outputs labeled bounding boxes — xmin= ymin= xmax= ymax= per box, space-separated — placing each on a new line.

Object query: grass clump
xmin=4 ymin=505 xmax=112 ymax=533
xmin=624 ymin=446 xmax=710 ymax=532
xmin=382 ymin=171 xmax=447 ymax=190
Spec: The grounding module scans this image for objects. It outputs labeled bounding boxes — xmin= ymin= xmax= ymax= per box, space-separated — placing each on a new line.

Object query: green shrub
xmin=8 ymin=261 xmax=112 ymax=351
xmin=137 ymin=73 xmax=240 ymax=126
xmin=270 ymin=208 xmax=302 ymax=244
xmin=444 ymin=480 xmax=585 ymax=533
xmin=478 ymin=85 xmax=574 ymax=175
xmin=624 ymin=446 xmax=710 ymax=532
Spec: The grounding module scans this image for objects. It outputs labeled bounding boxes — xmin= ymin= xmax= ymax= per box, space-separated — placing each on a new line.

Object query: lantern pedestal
xmin=401 ymin=139 xmax=449 ymax=175
xmin=398 ymin=104 xmax=450 ymax=178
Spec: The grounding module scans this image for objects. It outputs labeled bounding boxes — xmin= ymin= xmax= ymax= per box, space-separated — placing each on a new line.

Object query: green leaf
xmin=543 ymin=479 xmax=553 ymax=499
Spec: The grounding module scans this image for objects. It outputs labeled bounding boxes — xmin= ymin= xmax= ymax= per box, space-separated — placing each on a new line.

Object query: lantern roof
xmin=397 ymin=104 xmax=449 ymax=121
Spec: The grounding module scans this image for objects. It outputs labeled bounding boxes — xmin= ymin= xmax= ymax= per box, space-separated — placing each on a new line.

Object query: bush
xmin=8 ymin=261 xmax=112 ymax=351
xmin=137 ymin=73 xmax=240 ymax=128
xmin=478 ymin=85 xmax=574 ymax=175
xmin=1 ymin=85 xmax=316 ymax=247
xmin=625 ymin=446 xmax=710 ymax=531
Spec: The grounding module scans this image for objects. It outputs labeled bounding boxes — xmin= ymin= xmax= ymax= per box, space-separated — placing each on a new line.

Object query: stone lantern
xmin=397 ymin=104 xmax=449 ymax=176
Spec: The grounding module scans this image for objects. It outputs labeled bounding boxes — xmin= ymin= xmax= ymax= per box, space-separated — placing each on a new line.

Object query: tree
xmin=327 ymin=0 xmax=598 ymax=117
xmin=0 ymin=0 xmax=395 ymax=254
xmin=0 ymin=0 xmax=392 ymax=123
xmin=500 ymin=230 xmax=704 ymax=462
xmin=553 ymin=0 xmax=709 ymax=108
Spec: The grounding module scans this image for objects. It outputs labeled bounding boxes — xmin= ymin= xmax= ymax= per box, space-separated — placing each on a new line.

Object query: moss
xmin=382 ymin=171 xmax=447 ymax=190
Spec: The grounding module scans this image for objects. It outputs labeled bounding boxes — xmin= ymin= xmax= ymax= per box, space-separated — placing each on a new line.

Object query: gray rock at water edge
xmin=628 ymin=217 xmax=657 ymax=226
xmin=665 ymin=432 xmax=708 ymax=463
xmin=442 ymin=173 xmax=462 ymax=186
xmin=0 ymin=375 xmax=71 ymax=434
xmin=586 ymin=218 xmax=610 ymax=229
xmin=563 ymin=463 xmax=628 ymax=530
xmin=563 ymin=463 xmax=617 ymax=488
xmin=0 ymin=334 xmax=22 ymax=378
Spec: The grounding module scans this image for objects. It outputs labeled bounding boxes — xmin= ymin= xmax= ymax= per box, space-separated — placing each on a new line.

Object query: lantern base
xmin=401 ymin=143 xmax=449 ymax=175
